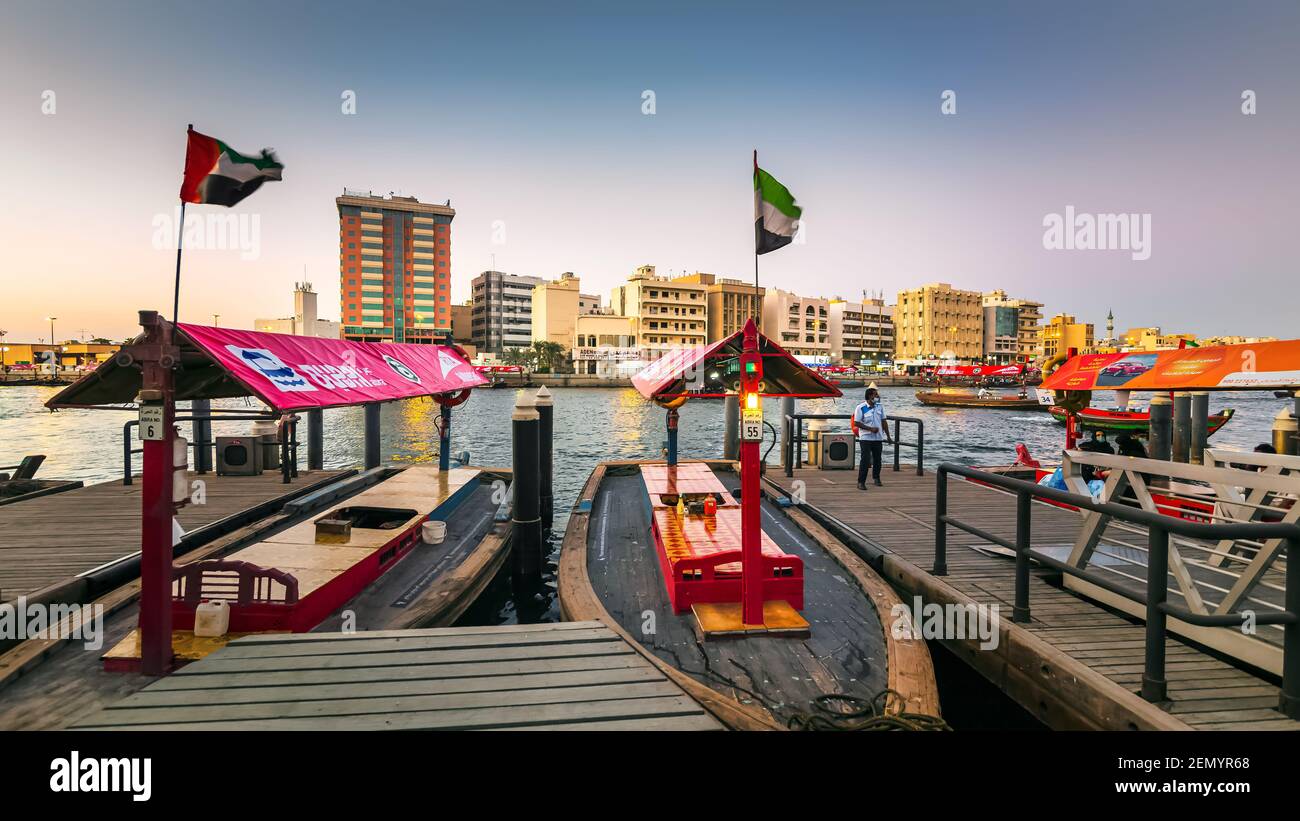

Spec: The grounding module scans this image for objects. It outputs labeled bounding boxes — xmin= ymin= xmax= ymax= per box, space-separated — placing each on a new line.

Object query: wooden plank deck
xmin=73 ymin=622 xmax=724 ymax=731
xmin=0 ymin=470 xmax=347 ymax=603
xmin=767 ymin=465 xmax=1300 ymax=731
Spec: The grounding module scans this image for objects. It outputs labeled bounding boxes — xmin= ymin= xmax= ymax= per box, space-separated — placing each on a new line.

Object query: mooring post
xmin=1142 ymin=526 xmax=1170 ymax=703
xmin=665 ymin=407 xmax=679 ymax=467
xmin=191 ymin=398 xmax=212 ymax=474
xmin=933 ymin=469 xmax=948 ymax=576
xmin=1148 ymin=394 xmax=1172 ymax=461
xmin=1171 ymin=391 xmax=1191 ymax=463
xmin=307 ymin=407 xmax=324 ymax=471
xmin=722 ymin=394 xmax=738 ymax=461
xmin=1189 ymin=391 xmax=1209 ymax=465
xmin=364 ymin=403 xmax=381 ymax=469
xmin=438 ymin=401 xmax=452 ymax=471
xmin=1274 ymin=407 xmax=1299 ymax=456
xmin=535 ymin=386 xmax=554 ymax=533
xmin=511 ymin=391 xmax=542 ymax=580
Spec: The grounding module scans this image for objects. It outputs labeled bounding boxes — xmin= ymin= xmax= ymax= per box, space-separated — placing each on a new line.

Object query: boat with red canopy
xmin=33 ymin=310 xmax=508 ymax=678
xmin=558 ymin=319 xmax=941 ymax=729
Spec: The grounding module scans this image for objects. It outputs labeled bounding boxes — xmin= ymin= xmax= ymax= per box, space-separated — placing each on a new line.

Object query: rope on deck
xmin=787 ymin=690 xmax=950 ymax=732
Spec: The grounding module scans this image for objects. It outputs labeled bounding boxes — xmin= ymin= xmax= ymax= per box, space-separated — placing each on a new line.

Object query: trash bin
xmin=251 ymin=420 xmax=281 ymax=471
xmin=805 ymin=419 xmax=829 ymax=467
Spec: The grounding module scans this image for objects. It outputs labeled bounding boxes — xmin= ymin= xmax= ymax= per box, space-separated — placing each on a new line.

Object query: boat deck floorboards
xmin=0 ymin=470 xmax=347 ymax=604
xmin=71 ymin=622 xmax=723 ymax=731
xmin=586 ymin=466 xmax=891 ymax=726
xmin=768 ymin=466 xmax=1300 ymax=731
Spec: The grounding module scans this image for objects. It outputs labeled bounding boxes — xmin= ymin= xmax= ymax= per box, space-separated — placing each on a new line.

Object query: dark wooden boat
xmin=558 ymin=458 xmax=941 ymax=730
xmin=915 ymin=390 xmax=1047 ymax=410
xmin=1048 ymin=405 xmax=1235 ymax=436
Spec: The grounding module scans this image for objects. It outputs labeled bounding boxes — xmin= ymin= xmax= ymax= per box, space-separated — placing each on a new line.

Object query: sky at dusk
xmin=1 ymin=0 xmax=1298 ymax=344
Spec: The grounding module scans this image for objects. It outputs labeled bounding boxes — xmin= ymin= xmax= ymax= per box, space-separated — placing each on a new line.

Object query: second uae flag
xmin=180 ymin=127 xmax=284 ymax=207
xmin=754 ymin=164 xmax=802 ymax=254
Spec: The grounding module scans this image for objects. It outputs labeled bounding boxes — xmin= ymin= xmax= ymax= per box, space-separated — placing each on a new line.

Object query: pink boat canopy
xmin=632 ymin=327 xmax=842 ymax=400
xmin=47 ymin=323 xmax=488 ymax=412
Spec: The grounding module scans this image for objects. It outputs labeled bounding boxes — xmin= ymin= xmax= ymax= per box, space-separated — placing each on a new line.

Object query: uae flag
xmin=180 ymin=127 xmax=284 ymax=206
xmin=754 ymin=163 xmax=802 ymax=255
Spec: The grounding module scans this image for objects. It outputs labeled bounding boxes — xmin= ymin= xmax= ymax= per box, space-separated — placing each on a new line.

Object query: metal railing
xmin=933 ymin=462 xmax=1300 ymax=718
xmin=784 ymin=413 xmax=924 ymax=477
xmin=121 ymin=413 xmax=291 ymax=485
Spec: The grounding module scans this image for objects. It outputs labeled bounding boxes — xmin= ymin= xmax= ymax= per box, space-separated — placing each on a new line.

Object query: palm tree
xmin=531 ymin=340 xmax=567 ymax=373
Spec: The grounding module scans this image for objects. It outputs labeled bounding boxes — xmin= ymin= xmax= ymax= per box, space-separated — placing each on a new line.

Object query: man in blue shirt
xmin=852 ymin=387 xmax=891 ymax=489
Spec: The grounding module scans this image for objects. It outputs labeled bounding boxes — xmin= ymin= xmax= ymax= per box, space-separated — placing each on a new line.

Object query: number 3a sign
xmin=139 ymin=404 xmax=165 ymax=441
xmin=741 ymin=407 xmax=763 ymax=442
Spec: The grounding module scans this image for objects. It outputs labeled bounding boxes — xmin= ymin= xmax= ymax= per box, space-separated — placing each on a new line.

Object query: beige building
xmin=828 ymin=298 xmax=894 ymax=366
xmin=571 ymin=313 xmax=639 ymax=376
xmin=531 ymin=272 xmax=601 ymax=348
xmin=1119 ymin=326 xmax=1197 ymax=351
xmin=672 ymin=272 xmax=764 ymax=343
xmin=609 ymin=265 xmax=708 ymax=360
xmin=255 ymin=282 xmax=341 ymax=339
xmin=1041 ymin=314 xmax=1096 ymax=359
xmin=894 ymin=283 xmax=983 ymax=363
xmin=762 ymin=288 xmax=830 ymax=360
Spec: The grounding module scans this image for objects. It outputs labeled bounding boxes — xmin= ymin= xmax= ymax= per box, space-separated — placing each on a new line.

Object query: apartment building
xmin=471 ymin=270 xmax=545 ymax=355
xmin=894 ymin=282 xmax=983 ymax=363
xmin=982 ymin=290 xmax=1043 ymax=363
xmin=531 ymin=272 xmax=601 ymax=348
xmin=1041 ymin=314 xmax=1096 ymax=359
xmin=828 ymin=298 xmax=895 ymax=366
xmin=762 ymin=288 xmax=831 ymax=361
xmin=336 ymin=190 xmax=453 ymax=343
xmin=571 ymin=312 xmax=639 ymax=376
xmin=671 ymin=272 xmax=764 ymax=343
xmin=609 ymin=265 xmax=708 ymax=359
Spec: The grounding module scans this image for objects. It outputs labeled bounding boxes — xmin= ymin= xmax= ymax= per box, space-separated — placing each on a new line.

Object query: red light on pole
xmin=738 ymin=319 xmax=764 ymax=626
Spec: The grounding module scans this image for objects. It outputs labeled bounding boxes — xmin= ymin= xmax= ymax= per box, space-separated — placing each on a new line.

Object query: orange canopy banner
xmin=1041 ymin=339 xmax=1300 ymax=392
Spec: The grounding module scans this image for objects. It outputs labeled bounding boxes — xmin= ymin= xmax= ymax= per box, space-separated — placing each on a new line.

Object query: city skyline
xmin=4 ymin=1 xmax=1300 ymax=343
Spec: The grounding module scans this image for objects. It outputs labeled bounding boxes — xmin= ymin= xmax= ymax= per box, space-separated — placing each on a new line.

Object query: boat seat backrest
xmin=173 ymin=559 xmax=300 ymax=606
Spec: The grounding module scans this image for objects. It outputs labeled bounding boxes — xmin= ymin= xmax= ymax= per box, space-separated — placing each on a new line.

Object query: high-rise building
xmin=828 ymin=297 xmax=894 ymax=366
xmin=671 ymin=272 xmax=763 ymax=344
xmin=982 ymin=290 xmax=1044 ymax=363
xmin=254 ymin=282 xmax=340 ymax=338
xmin=471 ymin=270 xmax=545 ymax=356
xmin=762 ymin=288 xmax=830 ymax=361
xmin=336 ymin=190 xmax=454 ymax=343
xmin=1041 ymin=314 xmax=1096 ymax=359
xmin=609 ymin=265 xmax=708 ymax=360
xmin=894 ymin=283 xmax=983 ymax=363
xmin=531 ymin=272 xmax=601 ymax=348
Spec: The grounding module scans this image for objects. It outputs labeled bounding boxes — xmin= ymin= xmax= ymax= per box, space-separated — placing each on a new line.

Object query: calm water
xmin=1 ymin=385 xmax=1290 ymax=622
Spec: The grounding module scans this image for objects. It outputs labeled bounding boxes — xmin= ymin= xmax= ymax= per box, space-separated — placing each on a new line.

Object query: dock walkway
xmin=74 ymin=621 xmax=723 ymax=731
xmin=767 ymin=466 xmax=1300 ymax=731
xmin=0 ymin=470 xmax=347 ymax=603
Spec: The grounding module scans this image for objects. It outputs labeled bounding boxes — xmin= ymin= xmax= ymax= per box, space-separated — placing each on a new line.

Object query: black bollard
xmin=1149 ymin=394 xmax=1172 ymax=461
xmin=438 ymin=401 xmax=452 ymax=471
xmin=723 ymin=394 xmax=739 ymax=460
xmin=307 ymin=408 xmax=324 ymax=471
xmin=364 ymin=403 xmax=381 ymax=469
xmin=1189 ymin=392 xmax=1209 ymax=465
xmin=1171 ymin=391 xmax=1191 ymax=463
xmin=511 ymin=392 xmax=542 ymax=580
xmin=191 ymin=398 xmax=212 ymax=474
xmin=534 ymin=386 xmax=554 ymax=533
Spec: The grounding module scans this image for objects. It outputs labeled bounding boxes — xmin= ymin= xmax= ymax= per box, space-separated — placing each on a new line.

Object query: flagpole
xmin=173 ymin=124 xmax=193 ymax=326
xmin=753 ymin=149 xmax=760 ymax=333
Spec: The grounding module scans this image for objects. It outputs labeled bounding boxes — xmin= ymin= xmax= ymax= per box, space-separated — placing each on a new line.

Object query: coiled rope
xmin=786 ymin=690 xmax=951 ymax=732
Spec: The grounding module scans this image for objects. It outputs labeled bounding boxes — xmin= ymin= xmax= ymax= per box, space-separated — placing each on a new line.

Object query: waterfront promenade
xmin=765 ymin=466 xmax=1300 ymax=731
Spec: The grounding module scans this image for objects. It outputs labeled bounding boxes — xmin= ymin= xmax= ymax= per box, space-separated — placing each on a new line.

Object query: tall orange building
xmin=336 ymin=190 xmax=455 ymax=343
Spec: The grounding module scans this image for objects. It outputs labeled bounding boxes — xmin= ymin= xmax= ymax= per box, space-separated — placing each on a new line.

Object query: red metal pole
xmin=138 ymin=311 xmax=178 ymax=676
xmin=739 ymin=320 xmax=764 ymax=626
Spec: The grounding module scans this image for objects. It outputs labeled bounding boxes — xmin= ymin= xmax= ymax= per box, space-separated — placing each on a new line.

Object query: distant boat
xmin=1048 ymin=405 xmax=1235 ymax=436
xmin=915 ymin=390 xmax=1047 ymax=410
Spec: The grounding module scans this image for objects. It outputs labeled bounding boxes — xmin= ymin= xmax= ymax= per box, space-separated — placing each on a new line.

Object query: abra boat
xmin=558 ymin=321 xmax=941 ymax=729
xmin=1048 ymin=404 xmax=1234 ymax=436
xmin=916 ymin=390 xmax=1047 ymax=410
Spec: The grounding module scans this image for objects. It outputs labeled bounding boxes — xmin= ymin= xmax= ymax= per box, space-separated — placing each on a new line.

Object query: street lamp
xmin=46 ymin=316 xmax=58 ymax=375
